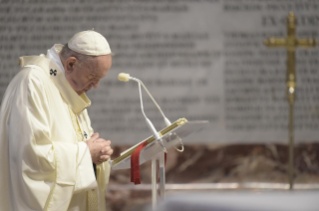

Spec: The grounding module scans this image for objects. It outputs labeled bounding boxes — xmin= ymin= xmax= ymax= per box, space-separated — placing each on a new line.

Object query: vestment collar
xmin=19 ymin=53 xmax=91 ymax=114
xmin=47 ymin=44 xmax=66 ymax=75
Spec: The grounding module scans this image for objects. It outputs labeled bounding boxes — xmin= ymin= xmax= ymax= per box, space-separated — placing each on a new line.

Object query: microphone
xmin=118 ymin=73 xmax=169 ymax=153
xmin=118 ymin=73 xmax=130 ymax=82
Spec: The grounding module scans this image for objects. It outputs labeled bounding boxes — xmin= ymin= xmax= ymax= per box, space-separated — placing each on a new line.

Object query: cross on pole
xmin=264 ymin=12 xmax=318 ymax=190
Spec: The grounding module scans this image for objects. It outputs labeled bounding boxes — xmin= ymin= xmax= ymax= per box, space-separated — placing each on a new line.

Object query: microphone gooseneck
xmin=119 ymin=73 xmax=168 ymax=153
xmin=118 ymin=73 xmax=172 ymax=126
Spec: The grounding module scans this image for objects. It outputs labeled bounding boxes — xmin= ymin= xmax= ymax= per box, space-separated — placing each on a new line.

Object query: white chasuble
xmin=0 ymin=55 xmax=110 ymax=211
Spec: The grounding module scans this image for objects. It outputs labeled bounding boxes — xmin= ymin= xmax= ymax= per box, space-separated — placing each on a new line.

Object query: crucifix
xmin=264 ymin=12 xmax=318 ymax=190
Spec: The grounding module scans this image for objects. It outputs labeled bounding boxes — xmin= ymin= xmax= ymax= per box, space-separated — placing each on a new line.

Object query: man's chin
xmin=83 ymin=88 xmax=92 ymax=93
xmin=76 ymin=90 xmax=84 ymax=95
xmin=76 ymin=88 xmax=91 ymax=95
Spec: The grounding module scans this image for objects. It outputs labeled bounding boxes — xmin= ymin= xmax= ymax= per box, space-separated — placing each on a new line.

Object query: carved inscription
xmin=1 ymin=0 xmax=319 ymax=144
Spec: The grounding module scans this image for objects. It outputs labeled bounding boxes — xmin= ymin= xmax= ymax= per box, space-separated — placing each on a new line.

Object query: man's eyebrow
xmin=89 ymin=73 xmax=102 ymax=79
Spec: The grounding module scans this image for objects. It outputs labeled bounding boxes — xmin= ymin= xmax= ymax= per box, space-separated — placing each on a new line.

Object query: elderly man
xmin=0 ymin=31 xmax=114 ymax=211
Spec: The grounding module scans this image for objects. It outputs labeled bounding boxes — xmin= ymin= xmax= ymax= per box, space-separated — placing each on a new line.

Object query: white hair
xmin=60 ymin=44 xmax=95 ymax=66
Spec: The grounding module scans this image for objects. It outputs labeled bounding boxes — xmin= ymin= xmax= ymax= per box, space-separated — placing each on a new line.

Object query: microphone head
xmin=118 ymin=73 xmax=130 ymax=82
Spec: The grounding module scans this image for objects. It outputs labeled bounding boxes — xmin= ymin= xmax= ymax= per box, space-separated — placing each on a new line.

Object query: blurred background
xmin=1 ymin=0 xmax=319 ymax=210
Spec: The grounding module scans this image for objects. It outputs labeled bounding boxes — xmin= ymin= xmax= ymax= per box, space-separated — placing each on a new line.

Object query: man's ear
xmin=65 ymin=57 xmax=77 ymax=73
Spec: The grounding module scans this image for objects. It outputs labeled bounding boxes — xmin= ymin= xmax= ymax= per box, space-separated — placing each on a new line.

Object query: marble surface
xmin=105 ymin=144 xmax=319 ymax=211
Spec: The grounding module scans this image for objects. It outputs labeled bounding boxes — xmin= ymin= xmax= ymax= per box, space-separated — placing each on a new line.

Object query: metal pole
xmin=151 ymin=158 xmax=157 ymax=210
xmin=159 ymin=152 xmax=166 ymax=199
xmin=288 ymin=101 xmax=294 ymax=190
xmin=286 ymin=48 xmax=296 ymax=190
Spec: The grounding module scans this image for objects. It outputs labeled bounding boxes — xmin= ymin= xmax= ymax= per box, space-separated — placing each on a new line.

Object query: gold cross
xmin=264 ymin=12 xmax=318 ymax=103
xmin=264 ymin=12 xmax=318 ymax=190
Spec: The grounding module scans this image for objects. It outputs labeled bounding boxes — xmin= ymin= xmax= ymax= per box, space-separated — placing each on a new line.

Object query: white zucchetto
xmin=68 ymin=30 xmax=112 ymax=56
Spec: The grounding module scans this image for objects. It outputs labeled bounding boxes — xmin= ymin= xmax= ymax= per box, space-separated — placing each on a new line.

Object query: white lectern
xmin=111 ymin=118 xmax=209 ymax=209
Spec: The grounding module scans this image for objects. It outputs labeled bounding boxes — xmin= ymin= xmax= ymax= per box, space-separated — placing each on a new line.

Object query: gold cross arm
xmin=264 ymin=37 xmax=318 ymax=48
xmin=264 ymin=38 xmax=286 ymax=47
xmin=296 ymin=38 xmax=318 ymax=48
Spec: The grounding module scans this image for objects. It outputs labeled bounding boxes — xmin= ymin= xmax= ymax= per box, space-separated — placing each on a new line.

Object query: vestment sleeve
xmin=24 ymin=72 xmax=79 ymax=186
xmin=74 ymin=142 xmax=97 ymax=192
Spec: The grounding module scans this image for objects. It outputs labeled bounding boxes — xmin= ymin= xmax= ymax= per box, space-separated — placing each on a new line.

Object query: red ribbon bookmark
xmin=131 ymin=141 xmax=149 ymax=185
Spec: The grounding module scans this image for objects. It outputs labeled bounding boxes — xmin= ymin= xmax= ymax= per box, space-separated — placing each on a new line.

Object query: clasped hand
xmin=85 ymin=133 xmax=113 ymax=165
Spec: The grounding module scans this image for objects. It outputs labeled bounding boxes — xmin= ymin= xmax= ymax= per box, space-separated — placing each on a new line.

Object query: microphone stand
xmin=135 ymin=78 xmax=167 ymax=210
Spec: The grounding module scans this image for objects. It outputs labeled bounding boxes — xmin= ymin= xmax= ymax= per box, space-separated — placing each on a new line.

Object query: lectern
xmin=111 ymin=118 xmax=208 ymax=209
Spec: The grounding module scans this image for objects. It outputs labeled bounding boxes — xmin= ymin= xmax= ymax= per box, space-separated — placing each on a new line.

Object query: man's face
xmin=64 ymin=55 xmax=112 ymax=95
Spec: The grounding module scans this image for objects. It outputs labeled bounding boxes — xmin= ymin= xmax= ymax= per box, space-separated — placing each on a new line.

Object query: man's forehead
xmin=88 ymin=56 xmax=112 ymax=78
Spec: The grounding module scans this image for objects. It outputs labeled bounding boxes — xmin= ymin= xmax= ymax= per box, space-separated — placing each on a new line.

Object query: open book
xmin=111 ymin=118 xmax=209 ymax=170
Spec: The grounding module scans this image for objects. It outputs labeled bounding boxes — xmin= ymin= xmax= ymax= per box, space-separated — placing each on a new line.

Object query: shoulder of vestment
xmin=19 ymin=55 xmax=60 ymax=77
xmin=18 ymin=54 xmax=91 ymax=114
